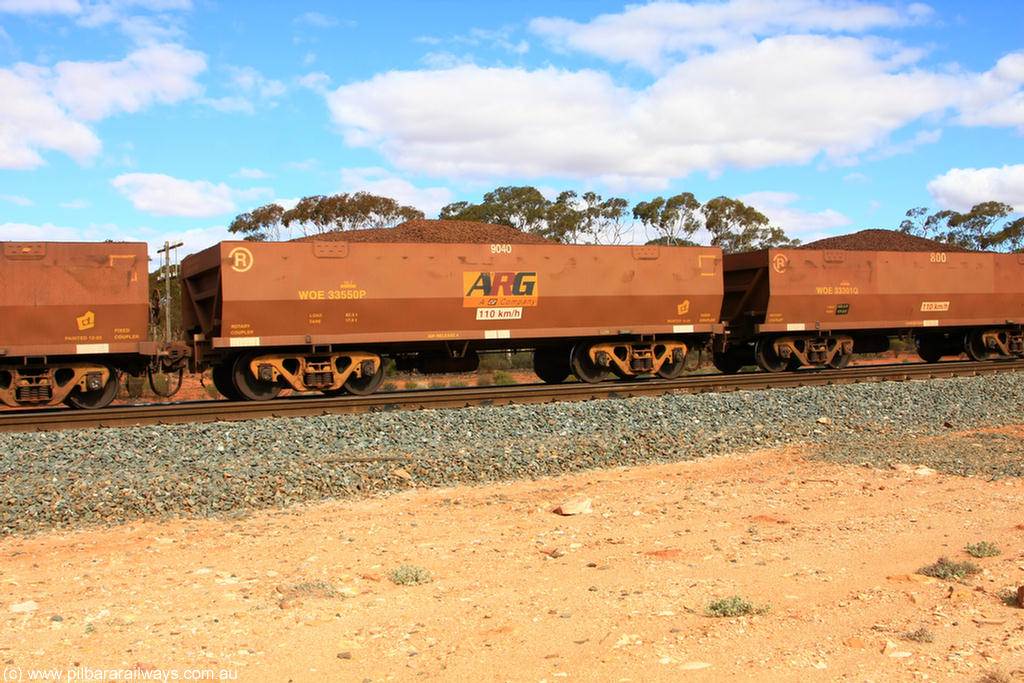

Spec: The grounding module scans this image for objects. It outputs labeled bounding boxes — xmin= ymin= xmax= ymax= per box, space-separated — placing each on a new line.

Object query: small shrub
xmin=704 ymin=596 xmax=769 ymax=618
xmin=428 ymin=379 xmax=447 ymax=389
xmin=978 ymin=670 xmax=1013 ymax=683
xmin=388 ymin=565 xmax=432 ymax=586
xmin=404 ymin=380 xmax=420 ymax=390
xmin=382 ymin=381 xmax=398 ymax=392
xmin=279 ymin=579 xmax=339 ymax=599
xmin=476 ymin=374 xmax=493 ymax=387
xmin=478 ymin=351 xmax=532 ymax=371
xmin=889 ymin=337 xmax=912 ymax=353
xmin=917 ymin=557 xmax=981 ymax=583
xmin=203 ymin=374 xmax=221 ymax=398
xmin=492 ymin=370 xmax=515 ymax=385
xmin=902 ymin=626 xmax=935 ymax=643
xmin=998 ymin=588 xmax=1021 ymax=607
xmin=449 ymin=380 xmax=468 ymax=388
xmin=965 ymin=541 xmax=1001 ymax=558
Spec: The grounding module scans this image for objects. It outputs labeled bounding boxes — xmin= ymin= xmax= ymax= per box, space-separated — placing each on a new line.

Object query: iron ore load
xmin=0 ymin=242 xmax=187 ymax=408
xmin=714 ymin=230 xmax=1024 ymax=372
xmin=2 ymin=223 xmax=1023 ymax=410
xmin=180 ymin=230 xmax=723 ymax=400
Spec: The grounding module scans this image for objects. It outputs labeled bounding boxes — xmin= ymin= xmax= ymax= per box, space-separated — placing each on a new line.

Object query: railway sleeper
xmin=0 ymin=363 xmax=114 ymax=408
xmin=246 ymin=351 xmax=382 ymax=393
xmin=583 ymin=341 xmax=689 ymax=379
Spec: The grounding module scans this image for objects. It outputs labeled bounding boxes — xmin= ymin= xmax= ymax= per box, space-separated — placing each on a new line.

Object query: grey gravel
xmin=2 ymin=372 xmax=1023 ymax=535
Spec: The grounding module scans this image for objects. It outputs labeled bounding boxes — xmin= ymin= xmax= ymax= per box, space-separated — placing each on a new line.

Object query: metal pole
xmin=157 ymin=241 xmax=184 ymax=342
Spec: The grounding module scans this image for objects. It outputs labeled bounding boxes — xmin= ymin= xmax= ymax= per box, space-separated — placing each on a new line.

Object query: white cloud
xmin=200 ymin=96 xmax=253 ymax=114
xmin=927 ymin=165 xmax=1024 ymax=213
xmin=0 ymin=67 xmax=101 ymax=168
xmin=60 ymin=198 xmax=91 ymax=209
xmin=325 ymin=38 xmax=961 ymax=185
xmin=294 ymin=11 xmax=337 ymax=28
xmin=53 ymin=44 xmax=206 ymax=120
xmin=530 ymin=0 xmax=923 ymax=72
xmin=75 ymin=0 xmax=192 ymax=29
xmin=956 ymin=52 xmax=1024 ymax=130
xmin=329 ymin=65 xmax=639 ymax=182
xmin=233 ymin=167 xmax=270 ymax=179
xmin=112 ymin=173 xmax=238 ymax=217
xmin=0 ymin=0 xmax=80 ymax=13
xmin=421 ymin=52 xmax=475 ymax=70
xmin=1 ymin=193 xmax=32 ymax=206
xmin=285 ymin=158 xmax=318 ymax=171
xmin=298 ymin=71 xmax=331 ymax=93
xmin=869 ymin=128 xmax=942 ymax=160
xmin=0 ymin=43 xmax=205 ymax=168
xmin=459 ymin=26 xmax=529 ymax=55
xmin=228 ymin=65 xmax=286 ymax=99
xmin=326 ymin=20 xmax=1024 ymax=187
xmin=0 ymin=221 xmax=82 ymax=241
xmin=740 ymin=191 xmax=852 ymax=240
xmin=201 ymin=66 xmax=286 ymax=114
xmin=340 ymin=167 xmax=454 ymax=218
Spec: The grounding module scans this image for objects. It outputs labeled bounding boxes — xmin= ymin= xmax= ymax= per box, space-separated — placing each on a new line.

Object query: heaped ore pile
xmin=294 ymin=219 xmax=552 ymax=244
xmin=799 ymin=228 xmax=970 ymax=252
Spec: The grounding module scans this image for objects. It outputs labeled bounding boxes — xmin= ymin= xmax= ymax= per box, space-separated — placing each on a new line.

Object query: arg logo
xmin=463 ymin=271 xmax=539 ymax=308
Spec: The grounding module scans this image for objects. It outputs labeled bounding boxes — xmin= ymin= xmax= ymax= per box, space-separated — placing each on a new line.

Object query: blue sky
xmin=1 ymin=0 xmax=1022 ymax=261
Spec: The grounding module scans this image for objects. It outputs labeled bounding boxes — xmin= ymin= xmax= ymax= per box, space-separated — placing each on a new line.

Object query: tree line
xmin=229 ymin=185 xmax=799 ymax=253
xmin=228 ymin=191 xmax=425 ymax=242
xmin=898 ymin=201 xmax=1024 ymax=252
xmin=228 ymin=186 xmax=1024 ymax=253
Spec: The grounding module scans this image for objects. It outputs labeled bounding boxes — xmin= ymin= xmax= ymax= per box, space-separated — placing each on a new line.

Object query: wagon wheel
xmin=754 ymin=338 xmax=790 ymax=373
xmin=232 ymin=353 xmax=282 ymax=401
xmin=712 ymin=351 xmax=742 ymax=374
xmin=342 ymin=362 xmax=385 ymax=395
xmin=212 ymin=362 xmax=244 ymax=400
xmin=656 ymin=348 xmax=694 ymax=379
xmin=915 ymin=336 xmax=942 ymax=363
xmin=570 ymin=344 xmax=607 ymax=384
xmin=964 ymin=331 xmax=992 ymax=361
xmin=64 ymin=365 xmax=120 ymax=409
xmin=533 ymin=346 xmax=571 ymax=384
xmin=827 ymin=354 xmax=852 ymax=369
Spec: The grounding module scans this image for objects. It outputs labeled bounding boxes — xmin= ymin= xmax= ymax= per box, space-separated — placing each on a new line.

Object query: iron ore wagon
xmin=180 ymin=239 xmax=724 ymax=399
xmin=714 ymin=237 xmax=1024 ymax=373
xmin=0 ymin=241 xmax=186 ymax=408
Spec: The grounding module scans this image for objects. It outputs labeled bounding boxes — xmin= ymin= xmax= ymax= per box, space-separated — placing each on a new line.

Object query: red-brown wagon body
xmin=719 ymin=247 xmax=1024 ymax=370
xmin=0 ymin=241 xmax=154 ymax=407
xmin=181 ymin=240 xmax=723 ymax=397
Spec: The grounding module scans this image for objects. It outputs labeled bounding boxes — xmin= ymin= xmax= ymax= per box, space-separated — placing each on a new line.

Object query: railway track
xmin=2 ymin=359 xmax=1023 ymax=434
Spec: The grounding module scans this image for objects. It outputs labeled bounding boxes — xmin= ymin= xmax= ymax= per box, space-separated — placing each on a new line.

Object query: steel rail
xmin=2 ymin=359 xmax=1023 ymax=433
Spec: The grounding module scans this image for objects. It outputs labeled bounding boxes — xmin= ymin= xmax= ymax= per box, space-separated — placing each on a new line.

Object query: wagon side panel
xmin=0 ymin=242 xmax=150 ymax=357
xmin=209 ymin=241 xmax=723 ymax=349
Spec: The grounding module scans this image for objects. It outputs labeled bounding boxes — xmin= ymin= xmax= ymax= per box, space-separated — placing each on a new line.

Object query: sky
xmin=0 ymin=0 xmax=1022 ymax=263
